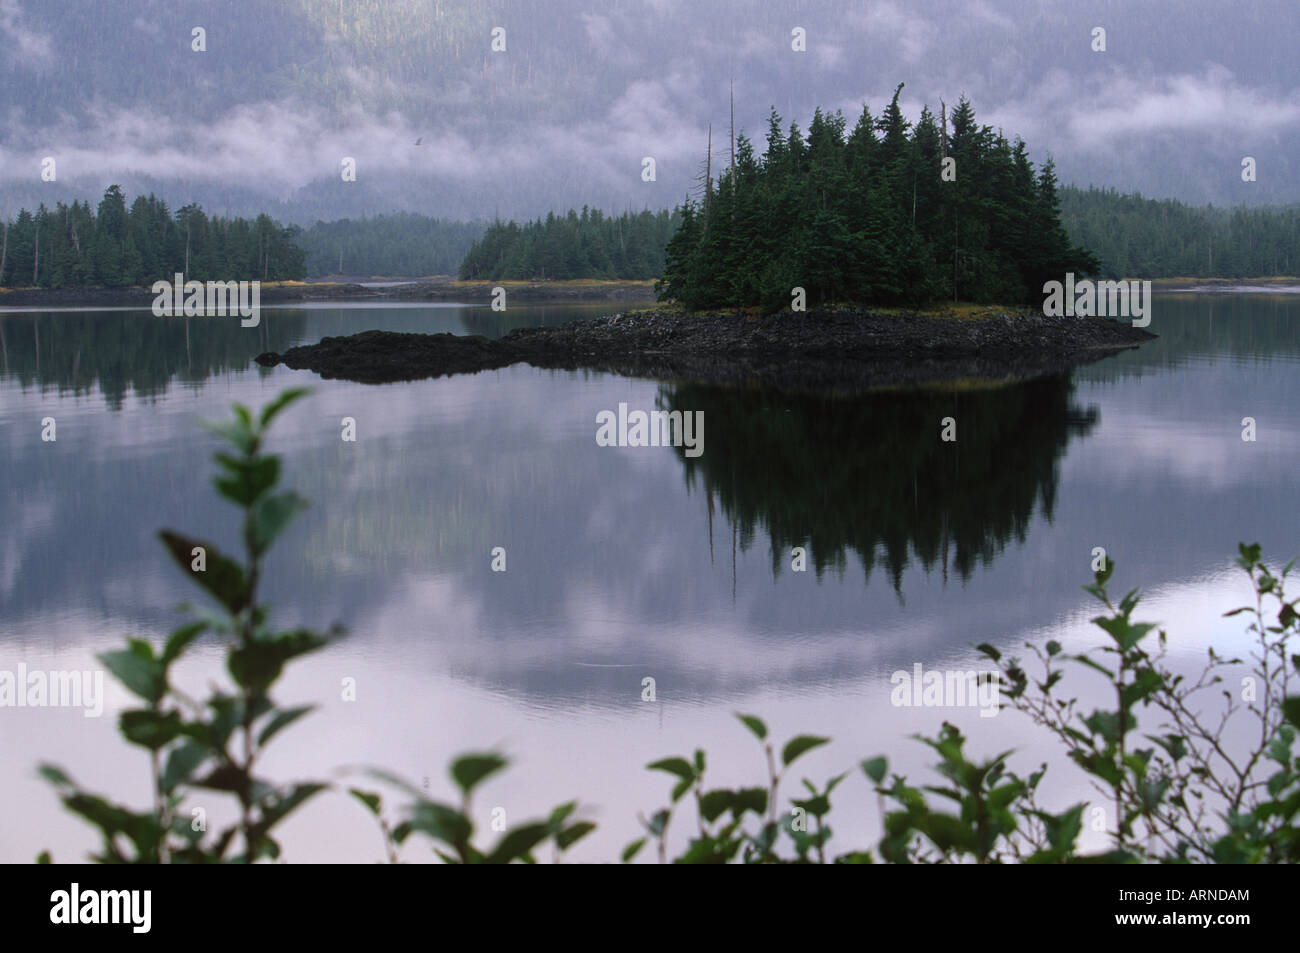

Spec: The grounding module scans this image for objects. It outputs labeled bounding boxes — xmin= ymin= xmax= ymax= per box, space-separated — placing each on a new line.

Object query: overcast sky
xmin=0 ymin=0 xmax=1296 ymax=221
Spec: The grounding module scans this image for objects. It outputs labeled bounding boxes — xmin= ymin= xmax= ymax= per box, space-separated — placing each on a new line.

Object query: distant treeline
xmin=1059 ymin=186 xmax=1300 ymax=278
xmin=296 ymin=213 xmax=484 ymax=277
xmin=10 ymin=179 xmax=1296 ymax=292
xmin=458 ymin=208 xmax=680 ymax=280
xmin=658 ymin=88 xmax=1096 ymax=311
xmin=0 ymin=187 xmax=305 ymax=288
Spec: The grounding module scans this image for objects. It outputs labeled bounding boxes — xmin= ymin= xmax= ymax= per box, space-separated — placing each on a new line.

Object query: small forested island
xmin=660 ymin=87 xmax=1096 ymax=311
xmin=257 ymin=89 xmax=1153 ymax=390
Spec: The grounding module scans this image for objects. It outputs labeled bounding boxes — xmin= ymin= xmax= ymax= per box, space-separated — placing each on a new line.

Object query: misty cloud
xmin=0 ymin=0 xmax=1296 ymax=220
xmin=0 ymin=0 xmax=51 ymax=66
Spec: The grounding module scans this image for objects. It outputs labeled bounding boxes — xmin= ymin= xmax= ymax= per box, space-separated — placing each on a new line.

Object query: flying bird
xmin=414 ymin=136 xmax=423 ymax=146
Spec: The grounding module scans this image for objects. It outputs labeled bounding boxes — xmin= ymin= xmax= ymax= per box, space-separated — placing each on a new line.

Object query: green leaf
xmin=203 ymin=418 xmax=257 ymax=456
xmin=248 ymin=491 xmax=308 ymax=556
xmin=1146 ymin=733 xmax=1189 ymax=762
xmin=1045 ymin=640 xmax=1062 ymax=656
xmin=62 ymin=794 xmax=164 ymax=860
xmin=975 ymin=643 xmax=1001 ymax=663
xmin=99 ymin=641 xmax=166 ymax=704
xmin=348 ymin=788 xmax=383 ymax=817
xmin=833 ymin=850 xmax=874 ymax=864
xmin=254 ymin=782 xmax=328 ymax=837
xmin=37 ymin=764 xmax=73 ymax=787
xmin=1071 ymin=654 xmax=1115 ymax=678
xmin=1120 ymin=668 xmax=1165 ymax=708
xmin=161 ymin=621 xmax=206 ymax=667
xmin=750 ymin=821 xmax=778 ymax=856
xmin=257 ymin=705 xmax=314 ymax=748
xmin=792 ymin=793 xmax=831 ymax=817
xmin=486 ymin=822 xmax=551 ymax=864
xmin=861 ymin=757 xmax=888 ymax=784
xmin=621 ymin=837 xmax=647 ymax=862
xmin=450 ymin=753 xmax=508 ymax=796
xmin=1093 ymin=616 xmax=1157 ymax=652
xmin=161 ymin=739 xmax=209 ymax=794
xmin=699 ymin=789 xmax=733 ymax=823
xmin=548 ymin=801 xmax=577 ymax=831
xmin=193 ymin=764 xmax=250 ymax=795
xmin=987 ymin=781 xmax=1024 ymax=812
xmin=1034 ymin=803 xmax=1086 ymax=852
xmin=647 ymin=757 xmax=695 ymax=781
xmin=1283 ymin=697 xmax=1300 ymax=730
xmin=1083 ymin=709 xmax=1127 ymax=743
xmin=203 ymin=693 xmax=271 ymax=750
xmin=781 ymin=735 xmax=830 ymax=768
xmin=732 ymin=787 xmax=768 ymax=817
xmin=401 ymin=801 xmax=473 ymax=848
xmin=228 ymin=629 xmax=329 ymax=694
xmin=214 ymin=455 xmax=280 ymax=508
xmin=916 ymin=811 xmax=971 ymax=854
xmin=119 ymin=709 xmax=184 ymax=750
xmin=158 ymin=531 xmax=249 ymax=615
xmin=556 ymin=821 xmax=596 ymax=851
xmin=259 ymin=388 xmax=312 ymax=430
xmin=736 ymin=713 xmax=768 ymax=740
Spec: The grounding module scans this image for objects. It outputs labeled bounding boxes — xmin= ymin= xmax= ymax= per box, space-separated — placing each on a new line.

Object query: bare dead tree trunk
xmin=705 ymin=124 xmax=712 ymax=214
xmin=729 ymin=80 xmax=736 ymax=175
xmin=940 ymin=100 xmax=947 ymax=161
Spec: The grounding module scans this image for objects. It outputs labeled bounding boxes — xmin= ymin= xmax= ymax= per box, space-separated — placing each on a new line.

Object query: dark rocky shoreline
xmin=255 ymin=307 xmax=1156 ymax=393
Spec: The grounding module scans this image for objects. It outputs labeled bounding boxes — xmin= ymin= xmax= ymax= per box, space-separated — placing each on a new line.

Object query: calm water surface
xmin=2 ymin=294 xmax=1297 ymax=862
